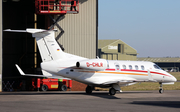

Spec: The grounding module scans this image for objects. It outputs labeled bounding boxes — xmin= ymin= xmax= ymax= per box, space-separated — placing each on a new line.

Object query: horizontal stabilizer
xmin=4 ymin=29 xmax=56 ymax=34
xmin=4 ymin=29 xmax=27 ymax=33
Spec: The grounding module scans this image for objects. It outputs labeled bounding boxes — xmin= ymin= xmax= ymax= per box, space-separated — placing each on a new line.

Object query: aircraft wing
xmin=102 ymin=77 xmax=136 ymax=86
xmin=101 ymin=76 xmax=157 ymax=86
xmin=15 ymin=64 xmax=71 ymax=80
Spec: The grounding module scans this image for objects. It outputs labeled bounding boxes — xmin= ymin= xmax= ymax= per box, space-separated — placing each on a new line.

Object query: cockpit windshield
xmin=154 ymin=64 xmax=162 ymax=70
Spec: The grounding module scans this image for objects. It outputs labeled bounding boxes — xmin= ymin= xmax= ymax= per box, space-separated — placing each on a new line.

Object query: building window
xmin=118 ymin=44 xmax=124 ymax=53
xmin=118 ymin=44 xmax=121 ymax=53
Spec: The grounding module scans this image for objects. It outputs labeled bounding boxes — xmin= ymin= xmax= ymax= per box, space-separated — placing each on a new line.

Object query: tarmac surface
xmin=0 ymin=90 xmax=180 ymax=112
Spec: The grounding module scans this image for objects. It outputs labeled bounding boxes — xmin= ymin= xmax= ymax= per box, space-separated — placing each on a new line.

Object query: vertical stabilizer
xmin=32 ymin=30 xmax=66 ymax=61
xmin=4 ymin=29 xmax=66 ymax=62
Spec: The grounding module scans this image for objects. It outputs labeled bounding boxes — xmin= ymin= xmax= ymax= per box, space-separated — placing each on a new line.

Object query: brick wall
xmin=70 ymin=80 xmax=87 ymax=91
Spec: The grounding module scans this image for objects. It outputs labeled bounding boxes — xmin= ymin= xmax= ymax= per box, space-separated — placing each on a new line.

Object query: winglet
xmin=147 ymin=69 xmax=157 ymax=82
xmin=148 ymin=69 xmax=153 ymax=80
xmin=15 ymin=64 xmax=25 ymax=75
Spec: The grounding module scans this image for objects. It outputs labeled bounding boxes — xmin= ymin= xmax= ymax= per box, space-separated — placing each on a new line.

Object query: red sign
xmin=86 ymin=62 xmax=103 ymax=67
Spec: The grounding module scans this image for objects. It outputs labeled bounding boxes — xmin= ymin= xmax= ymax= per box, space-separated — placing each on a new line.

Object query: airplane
xmin=4 ymin=29 xmax=177 ymax=95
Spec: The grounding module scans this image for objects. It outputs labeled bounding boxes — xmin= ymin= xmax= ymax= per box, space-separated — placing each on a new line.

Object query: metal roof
xmin=137 ymin=57 xmax=180 ymax=62
xmin=98 ymin=39 xmax=137 ymax=51
xmin=98 ymin=40 xmax=119 ymax=49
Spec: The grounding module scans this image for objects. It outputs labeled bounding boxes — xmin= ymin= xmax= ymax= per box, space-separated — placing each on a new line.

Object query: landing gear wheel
xmin=60 ymin=85 xmax=67 ymax=91
xmin=109 ymin=88 xmax=116 ymax=95
xmin=86 ymin=86 xmax=92 ymax=94
xmin=159 ymin=89 xmax=163 ymax=94
xmin=41 ymin=85 xmax=48 ymax=91
xmin=159 ymin=83 xmax=163 ymax=94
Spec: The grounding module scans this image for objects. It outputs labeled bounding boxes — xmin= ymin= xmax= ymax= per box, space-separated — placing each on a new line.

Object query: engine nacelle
xmin=76 ymin=59 xmax=108 ymax=71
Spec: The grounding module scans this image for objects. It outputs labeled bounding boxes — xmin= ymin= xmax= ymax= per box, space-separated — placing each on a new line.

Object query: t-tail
xmin=4 ymin=28 xmax=83 ymax=79
xmin=4 ymin=29 xmax=66 ymax=62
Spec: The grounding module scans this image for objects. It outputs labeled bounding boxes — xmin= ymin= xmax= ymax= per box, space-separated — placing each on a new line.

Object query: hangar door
xmin=2 ymin=0 xmax=45 ymax=91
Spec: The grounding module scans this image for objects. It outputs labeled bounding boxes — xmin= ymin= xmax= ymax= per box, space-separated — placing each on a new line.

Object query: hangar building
xmin=0 ymin=0 xmax=98 ymax=92
xmin=137 ymin=57 xmax=180 ymax=72
xmin=98 ymin=39 xmax=138 ymax=61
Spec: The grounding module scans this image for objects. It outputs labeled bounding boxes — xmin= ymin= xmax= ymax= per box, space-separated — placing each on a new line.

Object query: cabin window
xmin=114 ymin=62 xmax=120 ymax=71
xmin=129 ymin=65 xmax=132 ymax=70
xmin=135 ymin=65 xmax=138 ymax=70
xmin=141 ymin=65 xmax=145 ymax=70
xmin=154 ymin=64 xmax=162 ymax=70
xmin=115 ymin=65 xmax=120 ymax=70
xmin=123 ymin=65 xmax=126 ymax=69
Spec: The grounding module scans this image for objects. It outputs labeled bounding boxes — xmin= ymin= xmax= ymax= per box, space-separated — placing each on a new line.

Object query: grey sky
xmin=98 ymin=0 xmax=180 ymax=57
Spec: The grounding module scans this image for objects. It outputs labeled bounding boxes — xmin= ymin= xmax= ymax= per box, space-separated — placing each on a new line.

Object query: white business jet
xmin=4 ymin=29 xmax=177 ymax=95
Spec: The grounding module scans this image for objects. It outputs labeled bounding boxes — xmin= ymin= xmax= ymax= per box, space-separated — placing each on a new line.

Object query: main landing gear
xmin=159 ymin=82 xmax=164 ymax=94
xmin=109 ymin=88 xmax=116 ymax=95
xmin=85 ymin=85 xmax=120 ymax=95
xmin=85 ymin=85 xmax=93 ymax=94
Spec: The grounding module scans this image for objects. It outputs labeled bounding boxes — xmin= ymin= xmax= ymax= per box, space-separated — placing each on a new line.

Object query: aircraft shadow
xmin=120 ymin=91 xmax=153 ymax=94
xmin=131 ymin=101 xmax=180 ymax=108
xmin=87 ymin=92 xmax=121 ymax=99
xmin=0 ymin=91 xmax=120 ymax=99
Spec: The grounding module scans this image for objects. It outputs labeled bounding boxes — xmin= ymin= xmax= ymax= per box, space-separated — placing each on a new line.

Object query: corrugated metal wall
xmin=99 ymin=40 xmax=137 ymax=61
xmin=54 ymin=0 xmax=97 ymax=59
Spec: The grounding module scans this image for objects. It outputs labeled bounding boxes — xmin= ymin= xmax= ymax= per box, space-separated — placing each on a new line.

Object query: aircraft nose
xmin=172 ymin=76 xmax=177 ymax=82
xmin=167 ymin=72 xmax=177 ymax=82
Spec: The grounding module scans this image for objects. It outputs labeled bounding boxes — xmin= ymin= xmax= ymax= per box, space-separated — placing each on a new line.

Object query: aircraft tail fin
xmin=5 ymin=29 xmax=65 ymax=62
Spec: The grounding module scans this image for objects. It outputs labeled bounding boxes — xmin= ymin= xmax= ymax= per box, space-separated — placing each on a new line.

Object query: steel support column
xmin=0 ymin=1 xmax=2 ymax=92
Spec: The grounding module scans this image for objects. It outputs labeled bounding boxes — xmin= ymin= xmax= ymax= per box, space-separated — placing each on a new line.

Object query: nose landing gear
xmin=159 ymin=82 xmax=164 ymax=94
